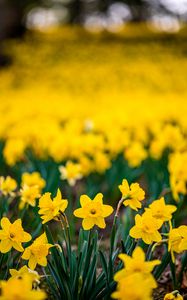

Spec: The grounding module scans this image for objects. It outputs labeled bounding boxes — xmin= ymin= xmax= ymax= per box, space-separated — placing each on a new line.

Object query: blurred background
xmin=0 ymin=0 xmax=187 ymax=209
xmin=1 ymin=0 xmax=187 ymax=40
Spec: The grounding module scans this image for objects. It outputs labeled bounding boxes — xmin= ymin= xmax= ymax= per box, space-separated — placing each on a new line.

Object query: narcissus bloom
xmin=20 ymin=185 xmax=41 ymax=209
xmin=118 ymin=179 xmax=145 ymax=211
xmin=9 ymin=266 xmax=40 ymax=284
xmin=74 ymin=193 xmax=113 ymax=230
xmin=0 ymin=275 xmax=46 ymax=300
xmin=59 ymin=161 xmax=83 ymax=186
xmin=124 ymin=141 xmax=147 ymax=168
xmin=22 ymin=233 xmax=53 ymax=270
xmin=164 ymin=291 xmax=183 ymax=300
xmin=146 ymin=197 xmax=176 ymax=223
xmin=168 ymin=225 xmax=187 ymax=262
xmin=114 ymin=247 xmax=160 ymax=285
xmin=38 ymin=189 xmax=68 ymax=224
xmin=130 ymin=211 xmax=162 ymax=244
xmin=0 ymin=218 xmax=31 ymax=253
xmin=0 ymin=176 xmax=17 ymax=196
xmin=3 ymin=138 xmax=26 ymax=166
xmin=21 ymin=172 xmax=46 ymax=192
xmin=112 ymin=272 xmax=154 ymax=300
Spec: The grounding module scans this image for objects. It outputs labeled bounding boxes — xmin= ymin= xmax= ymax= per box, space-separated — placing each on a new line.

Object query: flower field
xmin=0 ymin=25 xmax=187 ymax=299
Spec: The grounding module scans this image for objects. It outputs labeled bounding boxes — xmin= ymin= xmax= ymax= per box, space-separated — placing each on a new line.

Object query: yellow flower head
xmin=112 ymin=272 xmax=154 ymax=300
xmin=22 ymin=233 xmax=53 ymax=270
xmin=170 ymin=175 xmax=186 ymax=202
xmin=147 ymin=197 xmax=177 ymax=223
xmin=0 ymin=176 xmax=17 ymax=196
xmin=119 ymin=179 xmax=145 ymax=211
xmin=168 ymin=225 xmax=187 ymax=262
xmin=20 ymin=185 xmax=41 ymax=209
xmin=0 ymin=218 xmax=31 ymax=253
xmin=59 ymin=161 xmax=83 ymax=186
xmin=93 ymin=151 xmax=111 ymax=174
xmin=168 ymin=151 xmax=187 ymax=201
xmin=164 ymin=291 xmax=183 ymax=300
xmin=130 ymin=210 xmax=162 ymax=244
xmin=9 ymin=265 xmax=40 ymax=284
xmin=73 ymin=193 xmax=113 ymax=230
xmin=21 ymin=172 xmax=46 ymax=192
xmin=38 ymin=189 xmax=68 ymax=224
xmin=3 ymin=138 xmax=26 ymax=166
xmin=0 ymin=275 xmax=46 ymax=300
xmin=124 ymin=141 xmax=147 ymax=168
xmin=114 ymin=246 xmax=160 ymax=285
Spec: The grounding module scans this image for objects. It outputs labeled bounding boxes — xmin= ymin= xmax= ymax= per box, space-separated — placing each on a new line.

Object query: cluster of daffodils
xmin=0 ymin=218 xmax=50 ymax=299
xmin=0 ymin=217 xmax=52 ymax=269
xmin=0 ymin=174 xmax=186 ymax=299
xmin=0 ymin=172 xmax=46 ymax=209
xmin=117 ymin=180 xmax=187 ymax=263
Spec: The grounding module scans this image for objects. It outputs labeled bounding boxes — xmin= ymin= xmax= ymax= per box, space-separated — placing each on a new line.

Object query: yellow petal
xmin=23 ymin=232 xmax=32 ymax=242
xmin=95 ymin=217 xmax=106 ymax=229
xmin=22 ymin=248 xmax=31 ymax=260
xmin=93 ymin=193 xmax=103 ymax=204
xmin=80 ymin=195 xmax=91 ymax=207
xmin=37 ymin=256 xmax=47 ymax=267
xmin=13 ymin=219 xmax=22 ymax=228
xmin=102 ymin=205 xmax=113 ymax=217
xmin=132 ymin=247 xmax=145 ymax=261
xmin=73 ymin=208 xmax=86 ymax=218
xmin=28 ymin=255 xmax=37 ymax=270
xmin=0 ymin=239 xmax=12 ymax=253
xmin=12 ymin=241 xmax=24 ymax=252
xmin=178 ymin=225 xmax=187 ymax=237
xmin=82 ymin=218 xmax=94 ymax=230
xmin=1 ymin=217 xmax=11 ymax=231
xmin=129 ymin=226 xmax=142 ymax=239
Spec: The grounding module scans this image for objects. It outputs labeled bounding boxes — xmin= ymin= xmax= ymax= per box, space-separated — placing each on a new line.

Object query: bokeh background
xmin=1 ymin=0 xmax=187 ymax=39
xmin=1 ymin=0 xmax=187 ymax=202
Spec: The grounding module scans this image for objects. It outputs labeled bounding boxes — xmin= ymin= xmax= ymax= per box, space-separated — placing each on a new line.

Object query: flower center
xmin=90 ymin=209 xmax=96 ymax=215
xmin=10 ymin=233 xmax=15 ymax=239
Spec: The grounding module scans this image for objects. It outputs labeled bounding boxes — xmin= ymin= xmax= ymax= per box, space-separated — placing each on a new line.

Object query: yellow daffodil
xmin=164 ymin=291 xmax=183 ymax=300
xmin=21 ymin=172 xmax=46 ymax=192
xmin=112 ymin=272 xmax=154 ymax=300
xmin=9 ymin=265 xmax=40 ymax=284
xmin=168 ymin=225 xmax=187 ymax=262
xmin=118 ymin=179 xmax=145 ymax=211
xmin=59 ymin=161 xmax=83 ymax=186
xmin=146 ymin=197 xmax=177 ymax=223
xmin=114 ymin=247 xmax=160 ymax=285
xmin=170 ymin=175 xmax=186 ymax=202
xmin=38 ymin=189 xmax=68 ymax=224
xmin=93 ymin=151 xmax=111 ymax=174
xmin=124 ymin=141 xmax=147 ymax=168
xmin=0 ymin=218 xmax=31 ymax=253
xmin=74 ymin=193 xmax=113 ymax=230
xmin=0 ymin=176 xmax=17 ymax=196
xmin=3 ymin=138 xmax=26 ymax=166
xmin=0 ymin=275 xmax=46 ymax=300
xmin=168 ymin=151 xmax=187 ymax=201
xmin=22 ymin=233 xmax=53 ymax=270
xmin=130 ymin=211 xmax=162 ymax=244
xmin=20 ymin=185 xmax=41 ymax=209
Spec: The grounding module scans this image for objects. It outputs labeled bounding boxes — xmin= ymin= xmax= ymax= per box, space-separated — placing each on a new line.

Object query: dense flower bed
xmin=0 ymin=26 xmax=187 ymax=299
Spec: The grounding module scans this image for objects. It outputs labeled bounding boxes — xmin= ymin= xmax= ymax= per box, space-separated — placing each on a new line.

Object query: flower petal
xmin=80 ymin=195 xmax=91 ymax=207
xmin=0 ymin=239 xmax=12 ymax=253
xmin=82 ymin=218 xmax=94 ymax=230
xmin=95 ymin=217 xmax=106 ymax=229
